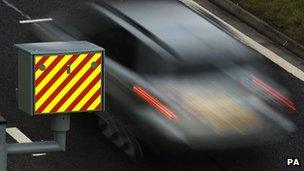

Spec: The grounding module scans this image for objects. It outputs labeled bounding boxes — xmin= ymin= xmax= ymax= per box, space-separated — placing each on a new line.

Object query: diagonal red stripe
xmin=36 ymin=53 xmax=96 ymax=113
xmin=35 ymin=54 xmax=80 ymax=101
xmin=35 ymin=56 xmax=49 ymax=71
xmin=35 ymin=55 xmax=64 ymax=86
xmin=80 ymin=88 xmax=101 ymax=111
xmin=50 ymin=67 xmax=101 ymax=113
xmin=95 ymin=102 xmax=102 ymax=111
xmin=65 ymin=70 xmax=101 ymax=112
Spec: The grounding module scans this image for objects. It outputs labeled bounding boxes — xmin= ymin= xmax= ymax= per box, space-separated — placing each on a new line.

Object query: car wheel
xmin=96 ymin=112 xmax=144 ymax=162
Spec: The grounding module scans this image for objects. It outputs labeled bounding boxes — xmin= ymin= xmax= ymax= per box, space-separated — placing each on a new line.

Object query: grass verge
xmin=231 ymin=0 xmax=304 ymax=46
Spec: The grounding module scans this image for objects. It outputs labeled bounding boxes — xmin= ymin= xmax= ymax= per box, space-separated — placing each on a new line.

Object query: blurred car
xmin=32 ymin=0 xmax=295 ymax=160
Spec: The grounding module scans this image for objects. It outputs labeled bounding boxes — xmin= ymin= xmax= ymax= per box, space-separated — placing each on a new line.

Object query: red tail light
xmin=251 ymin=75 xmax=296 ymax=111
xmin=133 ymin=85 xmax=176 ymax=120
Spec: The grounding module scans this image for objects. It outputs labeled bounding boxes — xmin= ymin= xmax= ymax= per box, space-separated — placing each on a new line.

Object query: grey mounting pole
xmin=0 ymin=116 xmax=7 ymax=171
xmin=0 ymin=114 xmax=70 ymax=171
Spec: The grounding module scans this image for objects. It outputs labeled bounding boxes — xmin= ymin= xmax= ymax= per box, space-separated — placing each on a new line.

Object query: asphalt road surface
xmin=0 ymin=0 xmax=304 ymax=170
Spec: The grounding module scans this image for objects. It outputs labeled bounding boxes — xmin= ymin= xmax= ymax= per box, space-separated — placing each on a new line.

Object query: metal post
xmin=0 ymin=114 xmax=70 ymax=170
xmin=0 ymin=116 xmax=7 ymax=171
xmin=7 ymin=114 xmax=70 ymax=155
xmin=51 ymin=114 xmax=70 ymax=151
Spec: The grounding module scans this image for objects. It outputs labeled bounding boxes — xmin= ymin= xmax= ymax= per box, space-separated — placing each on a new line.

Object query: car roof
xmin=102 ymin=0 xmax=263 ymax=64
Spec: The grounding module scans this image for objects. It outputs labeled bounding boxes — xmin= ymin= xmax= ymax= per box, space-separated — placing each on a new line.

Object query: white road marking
xmin=6 ymin=127 xmax=46 ymax=157
xmin=32 ymin=153 xmax=47 ymax=157
xmin=19 ymin=18 xmax=53 ymax=24
xmin=180 ymin=0 xmax=304 ymax=81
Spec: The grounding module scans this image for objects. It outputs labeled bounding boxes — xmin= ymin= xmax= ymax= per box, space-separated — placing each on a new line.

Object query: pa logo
xmin=287 ymin=158 xmax=301 ymax=166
